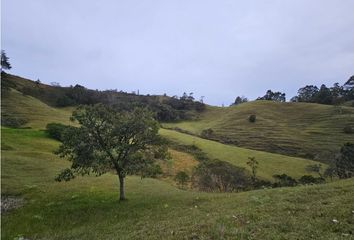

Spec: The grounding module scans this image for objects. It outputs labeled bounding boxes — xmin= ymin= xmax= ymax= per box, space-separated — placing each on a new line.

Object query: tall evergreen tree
xmin=1 ymin=50 xmax=12 ymax=70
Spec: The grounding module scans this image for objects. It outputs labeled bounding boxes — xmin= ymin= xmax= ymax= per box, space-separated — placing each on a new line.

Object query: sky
xmin=2 ymin=0 xmax=354 ymax=106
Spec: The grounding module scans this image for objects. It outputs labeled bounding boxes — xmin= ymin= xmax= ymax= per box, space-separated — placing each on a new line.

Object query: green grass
xmin=2 ymin=128 xmax=354 ymax=240
xmin=160 ymin=129 xmax=323 ymax=181
xmin=164 ymin=101 xmax=354 ymax=162
xmin=1 ymin=88 xmax=74 ymax=129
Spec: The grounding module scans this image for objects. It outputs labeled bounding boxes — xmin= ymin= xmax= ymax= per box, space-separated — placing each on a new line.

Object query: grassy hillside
xmin=1 ymin=85 xmax=322 ymax=181
xmin=1 ymin=88 xmax=74 ymax=129
xmin=2 ymin=127 xmax=354 ymax=240
xmin=164 ymin=101 xmax=354 ymax=163
xmin=161 ymin=129 xmax=323 ymax=181
xmin=2 ymin=74 xmax=354 ymax=239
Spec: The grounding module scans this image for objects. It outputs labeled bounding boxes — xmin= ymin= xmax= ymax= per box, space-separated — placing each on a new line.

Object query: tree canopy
xmin=257 ymin=90 xmax=286 ymax=102
xmin=56 ymin=104 xmax=166 ymax=200
xmin=291 ymin=77 xmax=354 ymax=104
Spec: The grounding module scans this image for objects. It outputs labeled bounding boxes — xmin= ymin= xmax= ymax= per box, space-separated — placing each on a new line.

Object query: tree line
xmin=232 ymin=75 xmax=354 ymax=106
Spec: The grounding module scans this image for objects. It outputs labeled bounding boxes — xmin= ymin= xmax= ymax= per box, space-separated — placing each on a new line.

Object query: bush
xmin=1 ymin=114 xmax=28 ymax=128
xmin=273 ymin=174 xmax=297 ymax=187
xmin=336 ymin=142 xmax=354 ymax=179
xmin=248 ymin=114 xmax=256 ymax=123
xmin=298 ymin=175 xmax=323 ymax=184
xmin=201 ymin=128 xmax=214 ymax=138
xmin=46 ymin=123 xmax=68 ymax=141
xmin=343 ymin=125 xmax=353 ymax=134
xmin=141 ymin=164 xmax=163 ymax=178
xmin=175 ymin=171 xmax=190 ymax=189
xmin=192 ymin=159 xmax=251 ymax=192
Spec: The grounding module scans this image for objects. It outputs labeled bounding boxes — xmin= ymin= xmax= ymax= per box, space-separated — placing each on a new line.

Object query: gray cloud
xmin=2 ymin=0 xmax=354 ymax=105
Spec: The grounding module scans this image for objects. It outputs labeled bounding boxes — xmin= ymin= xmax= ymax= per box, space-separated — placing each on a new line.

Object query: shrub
xmin=201 ymin=128 xmax=214 ymax=138
xmin=248 ymin=114 xmax=256 ymax=123
xmin=273 ymin=174 xmax=297 ymax=187
xmin=46 ymin=123 xmax=69 ymax=141
xmin=175 ymin=171 xmax=190 ymax=189
xmin=336 ymin=142 xmax=354 ymax=179
xmin=1 ymin=114 xmax=28 ymax=128
xmin=192 ymin=159 xmax=250 ymax=192
xmin=298 ymin=175 xmax=324 ymax=184
xmin=343 ymin=125 xmax=353 ymax=134
xmin=141 ymin=164 xmax=163 ymax=178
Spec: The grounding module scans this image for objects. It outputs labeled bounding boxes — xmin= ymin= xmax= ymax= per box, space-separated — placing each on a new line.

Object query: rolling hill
xmin=1 ymin=82 xmax=322 ymax=181
xmin=164 ymin=101 xmax=354 ymax=163
xmin=2 ymin=73 xmax=354 ymax=239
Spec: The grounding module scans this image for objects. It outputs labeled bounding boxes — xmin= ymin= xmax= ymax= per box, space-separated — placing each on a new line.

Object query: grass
xmin=163 ymin=101 xmax=354 ymax=162
xmin=2 ymin=127 xmax=354 ymax=240
xmin=1 ymin=88 xmax=74 ymax=129
xmin=160 ymin=129 xmax=324 ymax=181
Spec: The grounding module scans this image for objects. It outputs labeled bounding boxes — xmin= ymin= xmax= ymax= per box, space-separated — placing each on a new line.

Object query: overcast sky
xmin=2 ymin=0 xmax=354 ymax=105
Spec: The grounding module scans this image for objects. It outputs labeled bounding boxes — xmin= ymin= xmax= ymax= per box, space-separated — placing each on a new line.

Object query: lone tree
xmin=1 ymin=50 xmax=12 ymax=70
xmin=56 ymin=104 xmax=166 ymax=201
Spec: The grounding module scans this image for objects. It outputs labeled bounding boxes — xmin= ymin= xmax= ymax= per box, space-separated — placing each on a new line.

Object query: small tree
xmin=175 ymin=171 xmax=190 ymax=189
xmin=56 ymin=104 xmax=166 ymax=201
xmin=247 ymin=157 xmax=258 ymax=184
xmin=232 ymin=96 xmax=248 ymax=105
xmin=1 ymin=50 xmax=12 ymax=70
xmin=249 ymin=114 xmax=256 ymax=123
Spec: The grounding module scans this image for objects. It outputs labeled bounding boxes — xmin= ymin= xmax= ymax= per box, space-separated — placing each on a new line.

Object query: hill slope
xmin=164 ymin=101 xmax=354 ymax=163
xmin=161 ymin=129 xmax=322 ymax=180
xmin=1 ymin=86 xmax=321 ymax=181
xmin=2 ymin=127 xmax=354 ymax=239
xmin=1 ymin=88 xmax=74 ymax=129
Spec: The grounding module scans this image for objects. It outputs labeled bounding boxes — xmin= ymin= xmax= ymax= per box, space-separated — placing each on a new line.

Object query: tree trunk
xmin=118 ymin=174 xmax=126 ymax=201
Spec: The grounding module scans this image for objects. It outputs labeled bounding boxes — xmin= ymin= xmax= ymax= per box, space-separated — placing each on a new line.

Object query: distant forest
xmin=233 ymin=75 xmax=354 ymax=106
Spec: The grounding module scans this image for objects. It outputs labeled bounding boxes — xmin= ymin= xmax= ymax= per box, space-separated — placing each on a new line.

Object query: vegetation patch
xmin=1 ymin=113 xmax=28 ymax=128
xmin=1 ymin=196 xmax=24 ymax=213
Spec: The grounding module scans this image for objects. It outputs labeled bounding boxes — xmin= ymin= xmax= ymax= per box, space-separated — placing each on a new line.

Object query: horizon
xmin=2 ymin=70 xmax=353 ymax=107
xmin=2 ymin=0 xmax=354 ymax=106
